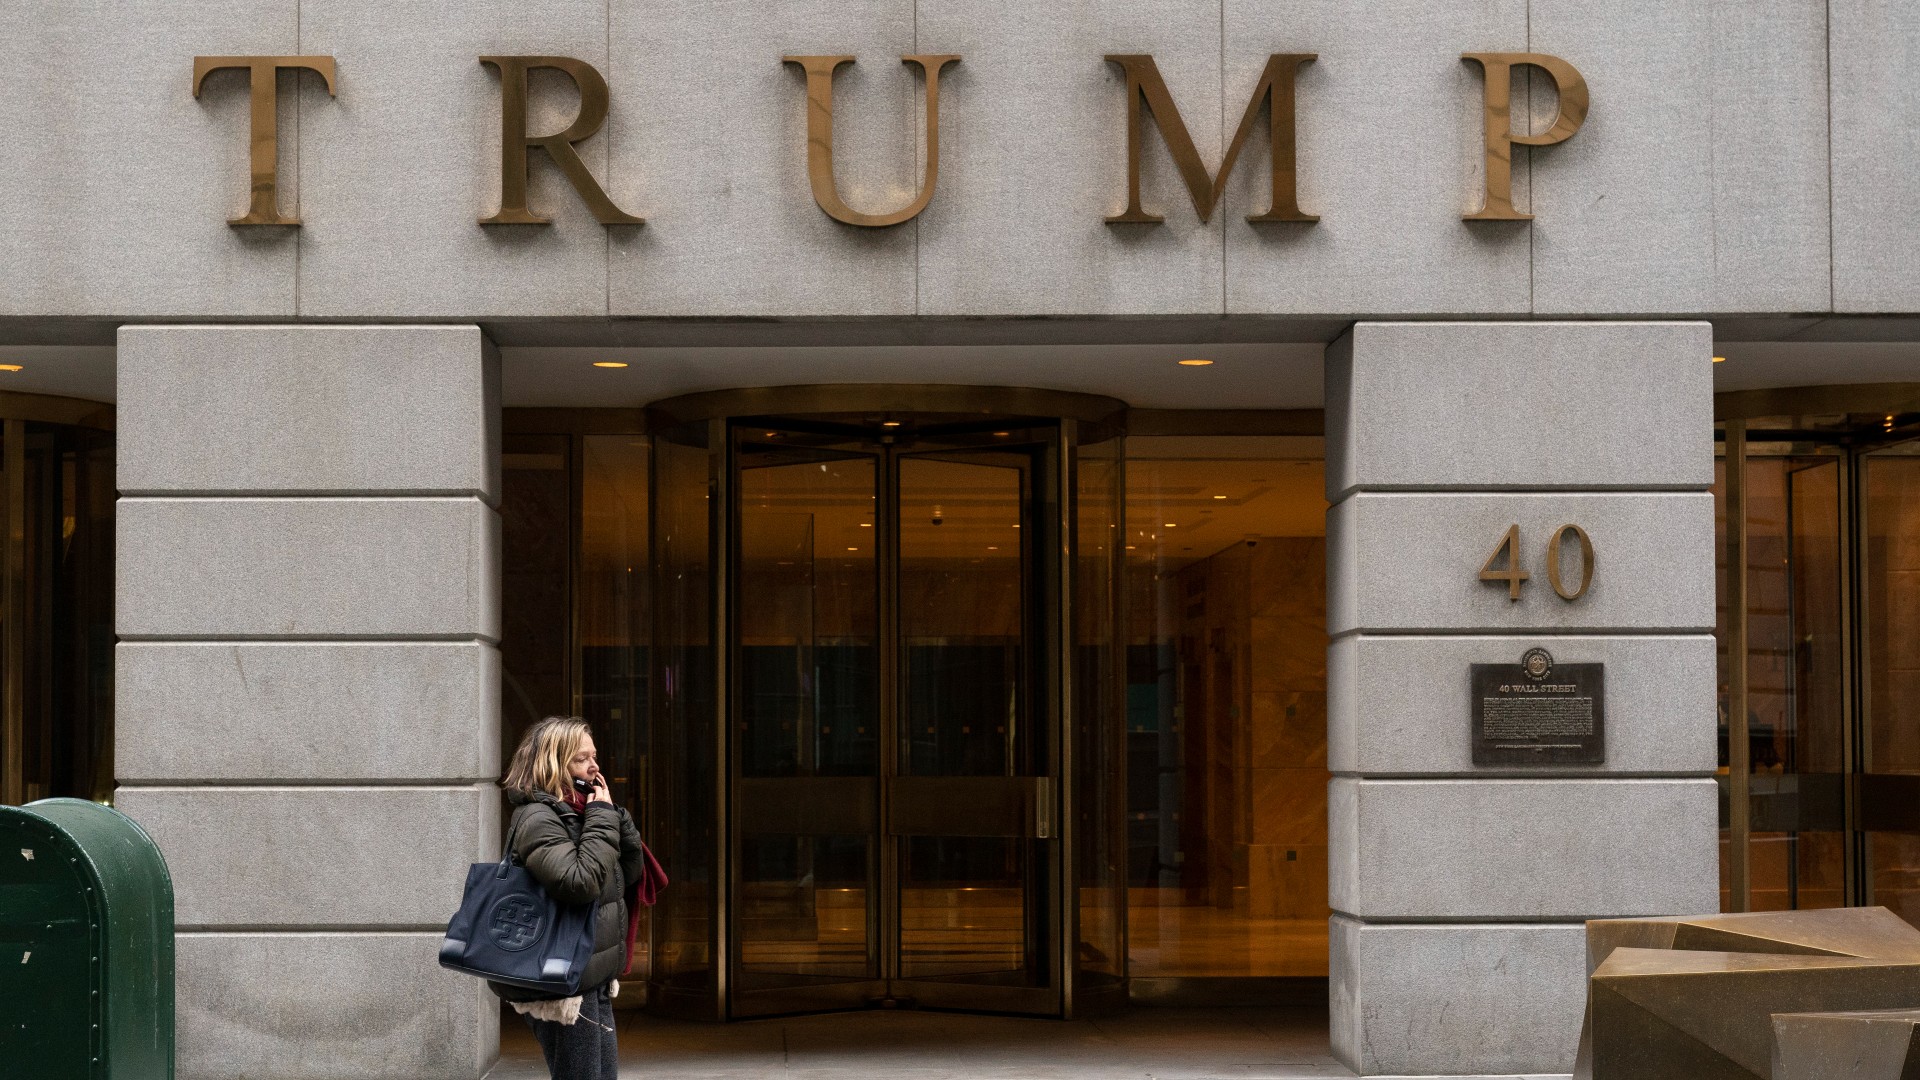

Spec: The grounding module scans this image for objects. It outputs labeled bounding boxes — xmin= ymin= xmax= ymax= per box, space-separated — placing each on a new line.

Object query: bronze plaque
xmin=1471 ymin=648 xmax=1604 ymax=765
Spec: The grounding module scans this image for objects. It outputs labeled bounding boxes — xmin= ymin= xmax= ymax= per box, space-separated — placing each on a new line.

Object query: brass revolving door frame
xmin=644 ymin=386 xmax=1127 ymax=1021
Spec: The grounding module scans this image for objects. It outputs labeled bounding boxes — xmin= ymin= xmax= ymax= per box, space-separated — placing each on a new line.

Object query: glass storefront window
xmin=1123 ymin=435 xmax=1329 ymax=980
xmin=1716 ymin=410 xmax=1920 ymax=926
xmin=1712 ymin=450 xmax=1847 ymax=913
xmin=0 ymin=416 xmax=115 ymax=807
xmin=1863 ymin=447 xmax=1920 ymax=926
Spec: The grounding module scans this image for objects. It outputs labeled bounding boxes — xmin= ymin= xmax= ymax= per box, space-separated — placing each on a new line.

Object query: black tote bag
xmin=439 ymin=815 xmax=598 ymax=995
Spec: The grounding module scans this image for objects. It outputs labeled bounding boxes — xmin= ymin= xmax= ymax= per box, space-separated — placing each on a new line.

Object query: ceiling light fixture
xmin=882 ymin=420 xmax=902 ymax=428
xmin=592 ymin=361 xmax=628 ymax=368
xmin=1212 ymin=494 xmax=1228 ymax=500
xmin=1177 ymin=358 xmax=1213 ymax=366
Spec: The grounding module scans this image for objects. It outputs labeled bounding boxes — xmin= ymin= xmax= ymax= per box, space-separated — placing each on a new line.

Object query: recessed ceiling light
xmin=882 ymin=420 xmax=902 ymax=428
xmin=592 ymin=361 xmax=628 ymax=368
xmin=1712 ymin=356 xmax=1726 ymax=364
xmin=847 ymin=546 xmax=859 ymax=552
xmin=1212 ymin=494 xmax=1228 ymax=500
xmin=0 ymin=364 xmax=22 ymax=372
xmin=1178 ymin=358 xmax=1213 ymax=366
xmin=859 ymin=523 xmax=872 ymax=528
xmin=1164 ymin=522 xmax=1177 ymax=528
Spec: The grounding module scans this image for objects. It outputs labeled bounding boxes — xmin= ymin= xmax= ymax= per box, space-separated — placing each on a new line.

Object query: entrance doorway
xmin=495 ymin=394 xmax=1335 ymax=1021
xmin=644 ymin=389 xmax=1127 ymax=1020
xmin=1717 ymin=384 xmax=1920 ymax=922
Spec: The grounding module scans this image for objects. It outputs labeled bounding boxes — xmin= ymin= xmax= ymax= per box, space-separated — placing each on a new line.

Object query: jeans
xmin=524 ymin=981 xmax=618 ymax=1080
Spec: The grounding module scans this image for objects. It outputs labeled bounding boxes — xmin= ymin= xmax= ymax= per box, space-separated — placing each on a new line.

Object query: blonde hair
xmin=503 ymin=716 xmax=593 ymax=801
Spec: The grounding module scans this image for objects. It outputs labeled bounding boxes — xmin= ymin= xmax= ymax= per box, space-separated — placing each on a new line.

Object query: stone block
xmin=1331 ymin=915 xmax=1588 ymax=1076
xmin=116 ymin=497 xmax=500 ymax=640
xmin=176 ymin=931 xmax=497 ymax=1080
xmin=1529 ymin=0 xmax=1715 ymax=314
xmin=115 ymin=785 xmax=498 ymax=927
xmin=1831 ymin=1 xmax=1920 ymax=311
xmin=1328 ymin=777 xmax=1719 ymax=919
xmin=1705 ymin=0 xmax=1833 ymax=313
xmin=117 ymin=325 xmax=500 ymax=499
xmin=1325 ymin=322 xmax=1714 ymax=498
xmin=607 ymin=0 xmax=917 ymax=317
xmin=115 ymin=642 xmax=501 ymax=782
xmin=1327 ymin=634 xmax=1718 ymax=776
xmin=913 ymin=0 xmax=1223 ymax=316
xmin=1325 ymin=492 xmax=1717 ymax=635
xmin=1222 ymin=0 xmax=1531 ymax=316
xmin=294 ymin=0 xmax=610 ymax=317
xmin=0 ymin=1 xmax=297 ymax=317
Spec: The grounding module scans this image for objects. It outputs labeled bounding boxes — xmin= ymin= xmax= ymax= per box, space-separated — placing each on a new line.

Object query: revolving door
xmin=645 ymin=388 xmax=1127 ymax=1020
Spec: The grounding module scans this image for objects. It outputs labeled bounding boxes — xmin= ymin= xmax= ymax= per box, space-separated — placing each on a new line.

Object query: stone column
xmin=1323 ymin=322 xmax=1722 ymax=1079
xmin=113 ymin=326 xmax=502 ymax=1080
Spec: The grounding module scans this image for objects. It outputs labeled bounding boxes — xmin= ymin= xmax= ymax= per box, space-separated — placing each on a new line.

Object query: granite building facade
xmin=0 ymin=2 xmax=1915 ymax=1078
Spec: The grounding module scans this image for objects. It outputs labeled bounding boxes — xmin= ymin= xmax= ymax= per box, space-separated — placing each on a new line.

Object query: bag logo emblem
xmin=487 ymin=895 xmax=544 ymax=952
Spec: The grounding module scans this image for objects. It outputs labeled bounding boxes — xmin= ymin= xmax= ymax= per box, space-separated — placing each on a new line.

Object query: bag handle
xmin=496 ymin=812 xmax=525 ymax=878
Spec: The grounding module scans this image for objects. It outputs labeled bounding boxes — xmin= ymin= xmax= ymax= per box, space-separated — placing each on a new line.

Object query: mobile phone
xmin=571 ymin=775 xmax=599 ymax=795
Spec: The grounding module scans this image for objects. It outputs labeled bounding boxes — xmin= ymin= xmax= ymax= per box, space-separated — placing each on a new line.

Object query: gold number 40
xmin=1478 ymin=523 xmax=1594 ymax=601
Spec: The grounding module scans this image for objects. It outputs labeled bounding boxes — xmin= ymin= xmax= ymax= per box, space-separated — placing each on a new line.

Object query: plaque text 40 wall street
xmin=191 ymin=50 xmax=1590 ymax=230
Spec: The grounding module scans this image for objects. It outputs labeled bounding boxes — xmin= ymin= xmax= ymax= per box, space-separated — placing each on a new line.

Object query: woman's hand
xmin=587 ymin=773 xmax=613 ymax=805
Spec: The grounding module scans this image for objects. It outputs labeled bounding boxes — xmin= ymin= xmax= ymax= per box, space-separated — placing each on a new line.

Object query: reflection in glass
xmin=0 ymin=419 xmax=114 ymax=806
xmin=1865 ymin=453 xmax=1920 ymax=926
xmin=1074 ymin=429 xmax=1126 ymax=988
xmin=896 ymin=451 xmax=1046 ymax=987
xmin=1713 ymin=453 xmax=1848 ymax=912
xmin=651 ymin=423 xmax=717 ymax=997
xmin=1123 ymin=436 xmax=1330 ymax=979
xmin=735 ymin=447 xmax=879 ymax=988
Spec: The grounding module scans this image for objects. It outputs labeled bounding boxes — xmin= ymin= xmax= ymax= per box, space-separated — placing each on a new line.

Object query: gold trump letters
xmin=783 ymin=54 xmax=961 ymax=227
xmin=1462 ymin=52 xmax=1589 ymax=220
xmin=192 ymin=56 xmax=336 ymax=225
xmin=190 ymin=48 xmax=1592 ymax=229
xmin=1104 ymin=53 xmax=1317 ymax=224
xmin=479 ymin=56 xmax=642 ymax=225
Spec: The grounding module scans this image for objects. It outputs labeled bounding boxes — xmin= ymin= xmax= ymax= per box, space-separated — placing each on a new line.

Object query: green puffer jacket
xmin=488 ymin=788 xmax=647 ymax=1003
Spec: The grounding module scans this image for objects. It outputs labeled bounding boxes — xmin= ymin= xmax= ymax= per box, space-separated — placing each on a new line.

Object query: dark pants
xmin=523 ymin=981 xmax=618 ymax=1080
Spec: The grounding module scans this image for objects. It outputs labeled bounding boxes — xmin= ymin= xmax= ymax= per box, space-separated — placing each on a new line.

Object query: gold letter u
xmin=783 ymin=54 xmax=960 ymax=227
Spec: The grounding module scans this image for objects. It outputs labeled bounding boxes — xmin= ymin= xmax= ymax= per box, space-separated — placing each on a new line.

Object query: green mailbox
xmin=0 ymin=798 xmax=174 ymax=1078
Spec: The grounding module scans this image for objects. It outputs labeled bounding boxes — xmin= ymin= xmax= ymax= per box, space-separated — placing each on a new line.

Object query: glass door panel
xmin=1862 ymin=448 xmax=1920 ymax=926
xmin=702 ymin=414 xmax=1083 ymax=1018
xmin=731 ymin=440 xmax=883 ymax=1013
xmin=892 ymin=449 xmax=1057 ymax=1011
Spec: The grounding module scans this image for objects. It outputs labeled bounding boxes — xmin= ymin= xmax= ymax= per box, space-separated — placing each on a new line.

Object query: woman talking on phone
xmin=493 ymin=716 xmax=648 ymax=1080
